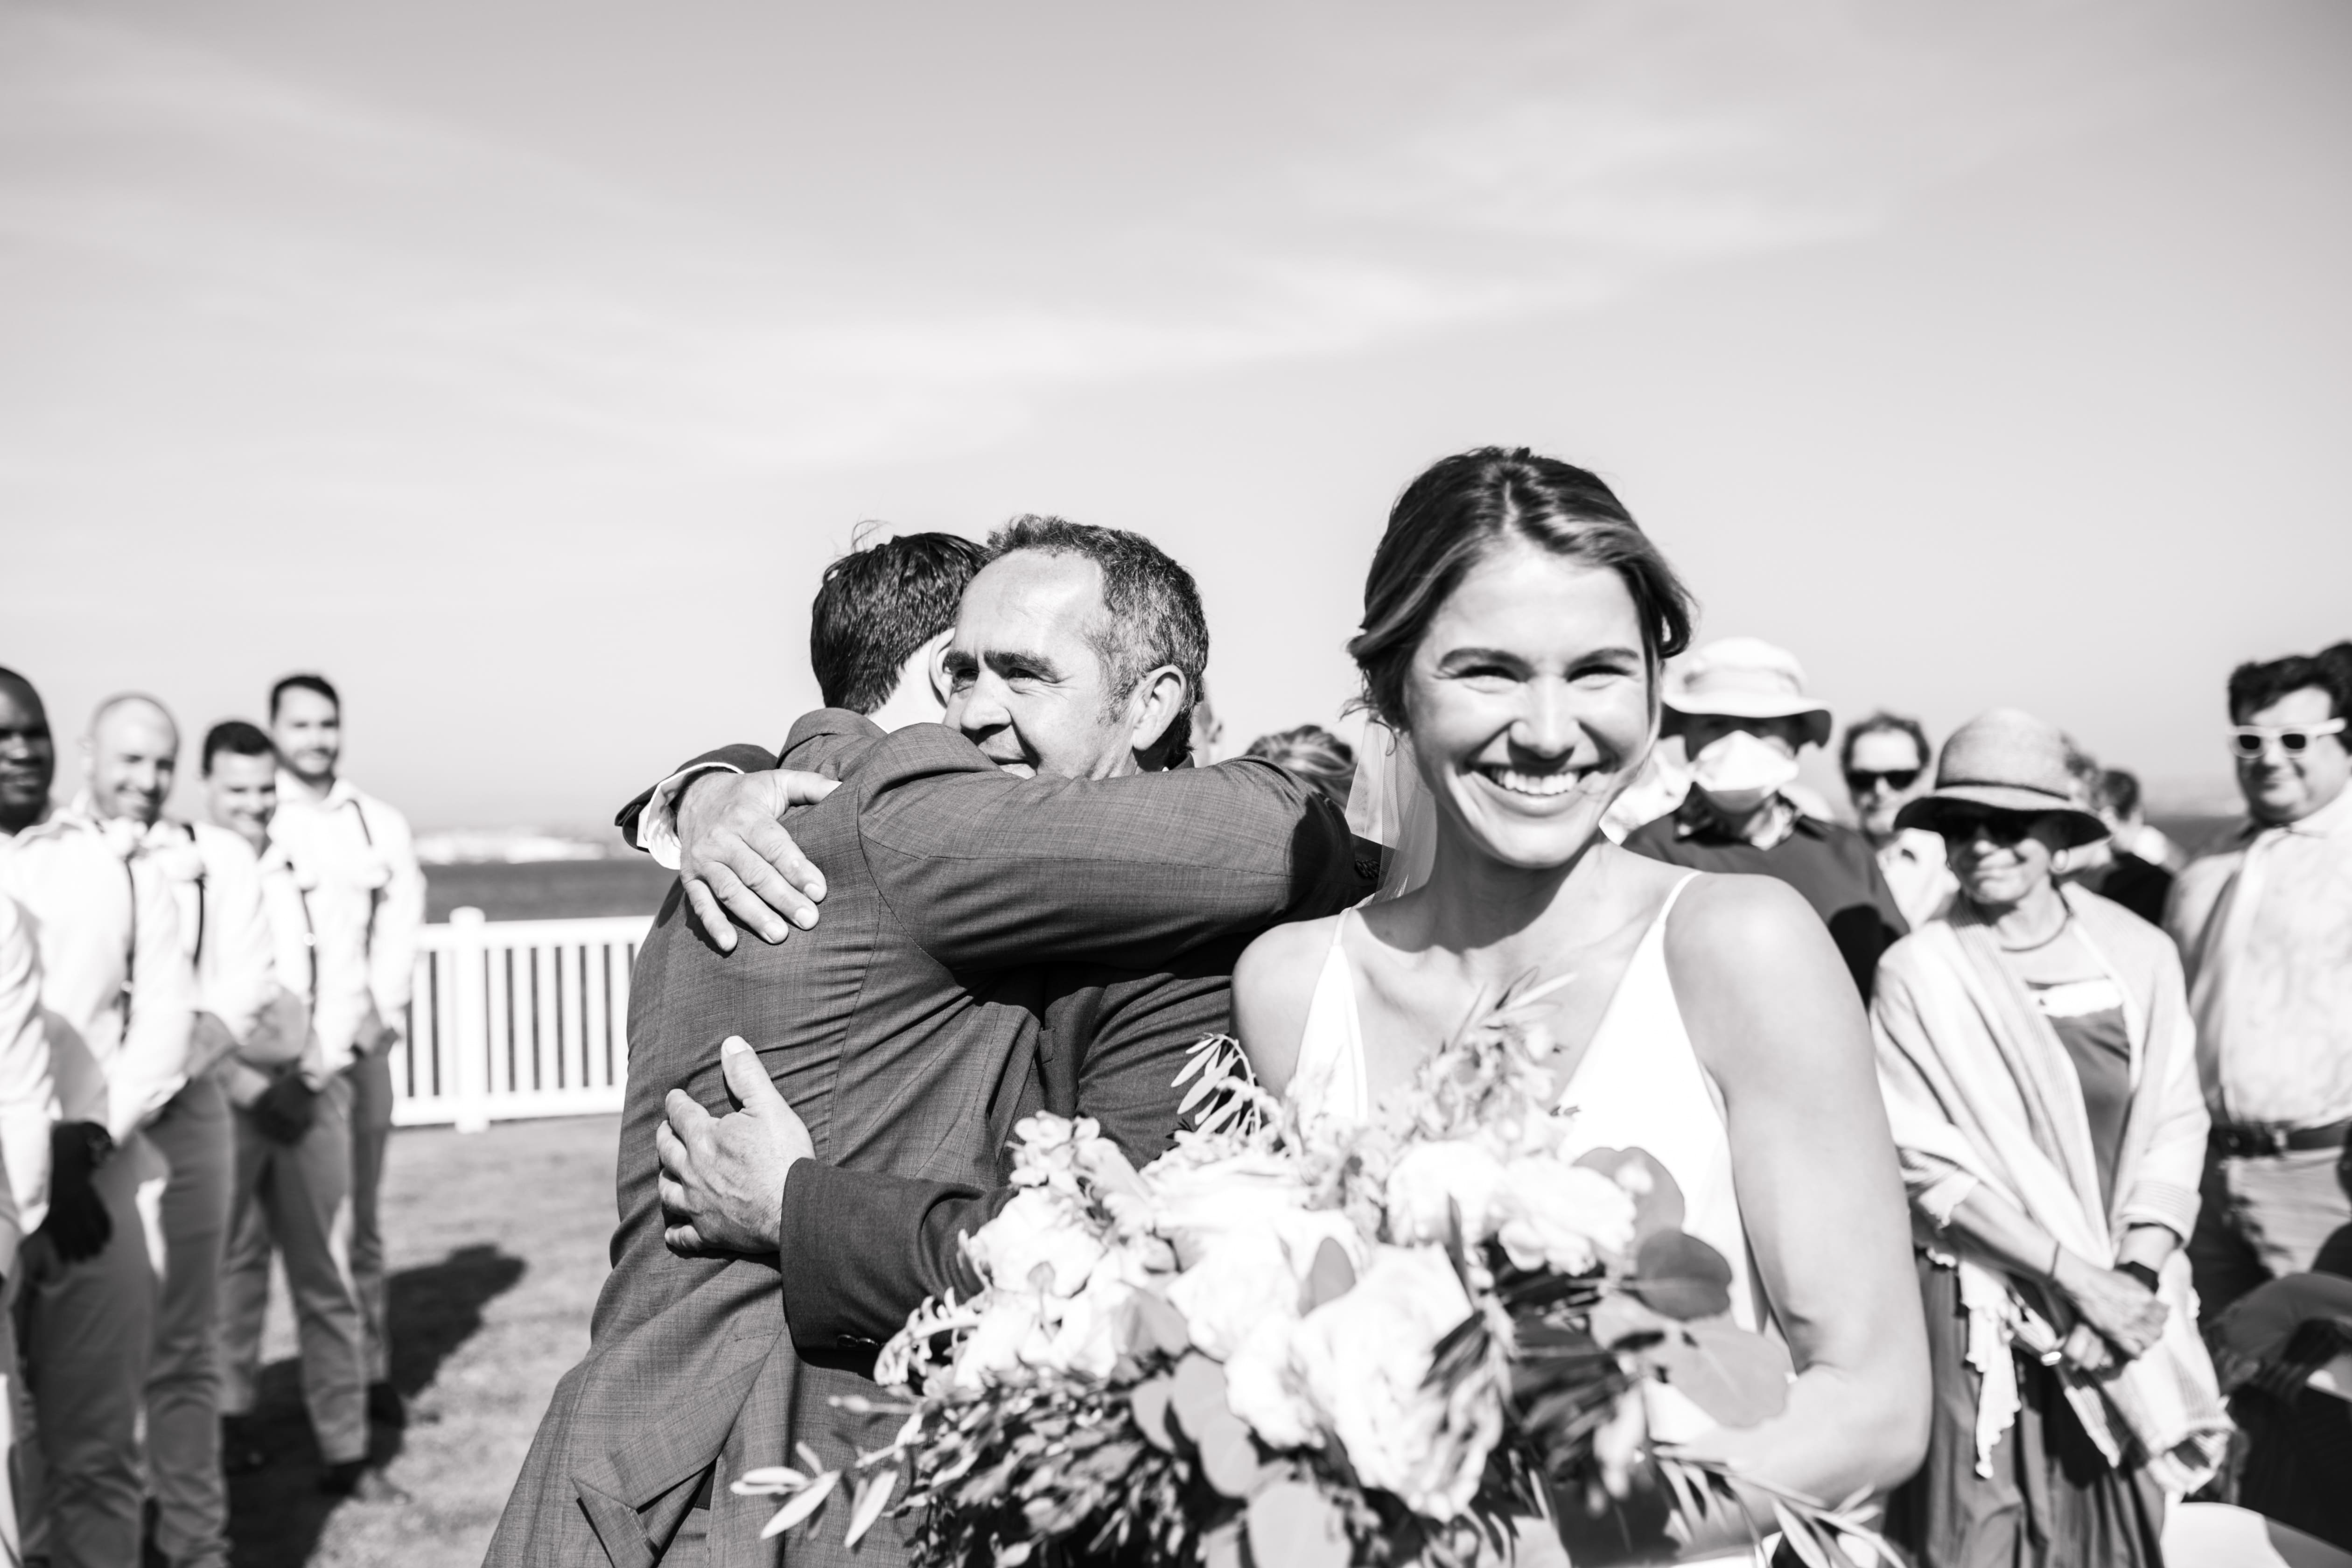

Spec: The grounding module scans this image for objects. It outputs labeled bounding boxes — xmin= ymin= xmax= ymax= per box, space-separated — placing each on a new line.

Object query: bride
xmin=1232 ymin=448 xmax=1928 ymax=1556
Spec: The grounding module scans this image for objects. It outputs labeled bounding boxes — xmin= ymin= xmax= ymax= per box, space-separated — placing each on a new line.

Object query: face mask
xmin=1688 ymin=729 xmax=1800 ymax=816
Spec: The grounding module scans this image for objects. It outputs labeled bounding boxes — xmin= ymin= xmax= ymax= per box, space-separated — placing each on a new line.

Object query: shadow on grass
xmin=227 ymin=1244 xmax=526 ymax=1568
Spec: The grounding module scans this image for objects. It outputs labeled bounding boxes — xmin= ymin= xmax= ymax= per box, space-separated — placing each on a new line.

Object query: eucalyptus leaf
xmin=1246 ymin=1480 xmax=1349 ymax=1568
xmin=1628 ymin=1231 xmax=1734 ymax=1321
xmin=1645 ymin=1320 xmax=1794 ymax=1428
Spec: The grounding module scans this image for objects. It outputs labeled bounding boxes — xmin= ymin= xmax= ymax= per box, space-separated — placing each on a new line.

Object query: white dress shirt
xmin=2170 ymin=784 xmax=2352 ymax=1127
xmin=139 ymin=819 xmax=282 ymax=1063
xmin=0 ymin=806 xmax=194 ymax=1145
xmin=268 ymin=773 xmax=423 ymax=1072
xmin=0 ymin=892 xmax=59 ymax=1278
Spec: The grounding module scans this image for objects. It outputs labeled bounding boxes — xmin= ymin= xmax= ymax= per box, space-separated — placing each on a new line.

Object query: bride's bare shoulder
xmin=1232 ymin=912 xmax=1348 ymax=1094
xmin=1660 ymin=871 xmax=1869 ymax=1077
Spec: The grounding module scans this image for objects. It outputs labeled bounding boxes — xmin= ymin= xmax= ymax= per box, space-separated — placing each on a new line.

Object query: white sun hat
xmin=1662 ymin=637 xmax=1834 ymax=749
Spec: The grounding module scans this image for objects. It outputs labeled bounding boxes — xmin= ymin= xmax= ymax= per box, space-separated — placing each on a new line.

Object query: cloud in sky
xmin=2 ymin=1 xmax=2193 ymax=489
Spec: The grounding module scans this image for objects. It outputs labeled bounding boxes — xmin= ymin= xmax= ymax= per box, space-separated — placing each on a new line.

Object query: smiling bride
xmin=1233 ymin=447 xmax=1930 ymax=1561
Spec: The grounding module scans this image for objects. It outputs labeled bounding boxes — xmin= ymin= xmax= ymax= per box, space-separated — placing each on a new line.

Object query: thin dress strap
xmin=1291 ymin=912 xmax=1372 ymax=1126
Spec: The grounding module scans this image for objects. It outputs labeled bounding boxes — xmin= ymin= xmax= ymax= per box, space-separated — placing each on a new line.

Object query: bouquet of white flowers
xmin=740 ymin=977 xmax=1885 ymax=1567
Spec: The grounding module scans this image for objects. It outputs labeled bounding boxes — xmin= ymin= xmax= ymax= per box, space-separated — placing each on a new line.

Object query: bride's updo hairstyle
xmin=1348 ymin=447 xmax=1695 ymax=728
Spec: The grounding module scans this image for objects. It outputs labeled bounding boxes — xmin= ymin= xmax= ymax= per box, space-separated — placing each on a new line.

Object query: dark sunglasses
xmin=1934 ymin=809 xmax=2034 ymax=847
xmin=2228 ymin=719 xmax=2346 ymax=759
xmin=1845 ymin=768 xmax=1921 ymax=793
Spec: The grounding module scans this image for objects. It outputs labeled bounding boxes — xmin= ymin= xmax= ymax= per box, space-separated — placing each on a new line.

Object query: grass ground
xmin=227 ymin=1114 xmax=619 ymax=1568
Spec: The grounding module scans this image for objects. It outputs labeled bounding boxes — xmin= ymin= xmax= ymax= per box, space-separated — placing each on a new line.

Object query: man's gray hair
xmin=986 ymin=515 xmax=1209 ymax=762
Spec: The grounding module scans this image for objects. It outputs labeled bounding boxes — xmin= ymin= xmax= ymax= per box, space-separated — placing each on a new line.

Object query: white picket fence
xmin=391 ymin=908 xmax=653 ymax=1131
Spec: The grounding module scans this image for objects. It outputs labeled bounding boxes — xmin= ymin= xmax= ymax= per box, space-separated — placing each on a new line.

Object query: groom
xmin=490 ymin=518 xmax=1370 ymax=1568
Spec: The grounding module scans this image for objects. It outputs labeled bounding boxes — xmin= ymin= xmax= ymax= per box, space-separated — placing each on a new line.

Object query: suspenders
xmin=178 ymin=821 xmax=208 ymax=966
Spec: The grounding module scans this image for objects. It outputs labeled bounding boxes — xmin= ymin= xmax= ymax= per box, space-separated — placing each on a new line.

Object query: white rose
xmin=1166 ymin=1226 xmax=1297 ymax=1361
xmin=1146 ymin=1150 xmax=1315 ymax=1267
xmin=1491 ymin=1158 xmax=1637 ymax=1276
xmin=1288 ymin=1246 xmax=1494 ymax=1519
xmin=966 ymin=1188 xmax=1105 ymax=1296
xmin=1384 ymin=1139 xmax=1510 ymax=1249
xmin=954 ymin=1293 xmax=1047 ymax=1389
xmin=1222 ymin=1315 xmax=1317 ymax=1449
xmin=1032 ymin=1258 xmax=1136 ymax=1380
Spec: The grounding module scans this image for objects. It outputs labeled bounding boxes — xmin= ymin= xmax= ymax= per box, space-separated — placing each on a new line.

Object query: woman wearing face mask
xmin=1234 ymin=448 xmax=1928 ymax=1561
xmin=1623 ymin=639 xmax=1911 ymax=1002
xmin=1871 ymin=709 xmax=2228 ymax=1568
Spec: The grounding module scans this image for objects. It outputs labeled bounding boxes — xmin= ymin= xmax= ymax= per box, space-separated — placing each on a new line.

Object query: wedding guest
xmin=0 ymin=668 xmax=195 ymax=1568
xmin=1843 ymin=710 xmax=1956 ymax=929
xmin=1874 ymin=709 xmax=2225 ymax=1568
xmin=266 ymin=673 xmax=424 ymax=1435
xmin=2169 ymin=643 xmax=2352 ymax=1317
xmin=79 ymin=696 xmax=280 ymax=1567
xmin=203 ymin=719 xmax=373 ymax=1493
xmin=2062 ymin=769 xmax=2177 ymax=926
xmin=0 ymin=889 xmax=55 ymax=1568
xmin=1241 ymin=723 xmax=1355 ymax=808
xmin=627 ymin=528 xmax=985 ymax=887
xmin=1624 ymin=637 xmax=1908 ymax=1001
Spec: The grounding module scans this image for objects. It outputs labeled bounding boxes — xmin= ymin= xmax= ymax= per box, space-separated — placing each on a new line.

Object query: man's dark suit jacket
xmin=486 ymin=713 xmax=1367 ymax=1568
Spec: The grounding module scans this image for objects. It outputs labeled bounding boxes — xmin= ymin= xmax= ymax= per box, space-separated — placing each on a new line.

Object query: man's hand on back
xmin=676 ymin=770 xmax=840 ymax=952
xmin=657 ymin=1036 xmax=813 ymax=1256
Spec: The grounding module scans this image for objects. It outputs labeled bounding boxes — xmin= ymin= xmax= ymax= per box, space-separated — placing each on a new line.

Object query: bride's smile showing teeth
xmin=1480 ymin=765 xmax=1583 ymax=798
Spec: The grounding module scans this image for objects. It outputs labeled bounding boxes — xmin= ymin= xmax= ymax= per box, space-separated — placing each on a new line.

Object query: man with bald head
xmin=82 ymin=695 xmax=310 ymax=1561
xmin=0 ymin=670 xmax=194 ymax=1568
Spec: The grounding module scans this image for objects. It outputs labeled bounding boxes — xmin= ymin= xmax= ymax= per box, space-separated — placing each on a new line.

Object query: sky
xmin=6 ymin=0 xmax=2348 ymax=829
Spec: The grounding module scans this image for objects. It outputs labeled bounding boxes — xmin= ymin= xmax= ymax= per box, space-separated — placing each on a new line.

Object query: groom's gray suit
xmin=486 ymin=710 xmax=1367 ymax=1568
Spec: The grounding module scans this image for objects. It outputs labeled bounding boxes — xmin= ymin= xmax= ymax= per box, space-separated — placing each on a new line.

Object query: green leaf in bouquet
xmin=1587 ymin=1294 xmax=1672 ymax=1353
xmin=1169 ymin=1352 xmax=1232 ymax=1442
xmin=1130 ymin=1374 xmax=1178 ymax=1453
xmin=1196 ymin=1411 xmax=1265 ymax=1498
xmin=1302 ymin=1236 xmax=1356 ymax=1312
xmin=842 ymin=1469 xmax=899 ymax=1550
xmin=1573 ymin=1148 xmax=1686 ymax=1244
xmin=1246 ymin=1480 xmax=1350 ymax=1568
xmin=1122 ymin=1288 xmax=1193 ymax=1358
xmin=1646 ymin=1320 xmax=1794 ymax=1429
xmin=1627 ymin=1231 xmax=1734 ymax=1321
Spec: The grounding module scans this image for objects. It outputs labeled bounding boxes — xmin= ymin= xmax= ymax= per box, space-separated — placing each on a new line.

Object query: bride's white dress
xmin=1288 ymin=872 xmax=1759 ymax=1335
xmin=1286 ymin=872 xmax=1766 ymax=1565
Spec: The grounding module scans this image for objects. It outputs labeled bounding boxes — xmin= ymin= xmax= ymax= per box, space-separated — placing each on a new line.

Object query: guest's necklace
xmin=1996 ymin=911 xmax=2071 ymax=954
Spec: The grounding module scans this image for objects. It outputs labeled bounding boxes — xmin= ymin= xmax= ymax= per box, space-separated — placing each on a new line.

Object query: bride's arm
xmin=1665 ymin=874 xmax=1930 ymax=1508
xmin=1231 ymin=917 xmax=1344 ymax=1098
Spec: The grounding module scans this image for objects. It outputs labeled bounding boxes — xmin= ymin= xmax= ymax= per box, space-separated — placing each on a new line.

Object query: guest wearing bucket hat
xmin=1873 ymin=708 xmax=2226 ymax=1568
xmin=1625 ymin=637 xmax=1908 ymax=1001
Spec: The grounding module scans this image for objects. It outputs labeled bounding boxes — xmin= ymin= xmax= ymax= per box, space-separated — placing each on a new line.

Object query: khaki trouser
xmin=2188 ymin=1144 xmax=2352 ymax=1318
xmin=143 ymin=1074 xmax=235 ymax=1568
xmin=12 ymin=1134 xmax=161 ymax=1568
xmin=348 ymin=1044 xmax=394 ymax=1386
xmin=218 ymin=1074 xmax=368 ymax=1465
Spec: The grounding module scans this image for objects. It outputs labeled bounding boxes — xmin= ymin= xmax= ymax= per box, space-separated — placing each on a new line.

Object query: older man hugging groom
xmin=489 ymin=518 xmax=1372 ymax=1568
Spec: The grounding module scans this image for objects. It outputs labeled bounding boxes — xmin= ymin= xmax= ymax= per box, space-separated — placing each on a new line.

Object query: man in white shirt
xmin=266 ymin=673 xmax=424 ymax=1430
xmin=2170 ymin=644 xmax=2352 ymax=1316
xmin=0 ymin=667 xmax=194 ymax=1568
xmin=1840 ymin=710 xmax=1956 ymax=931
xmin=204 ymin=718 xmax=375 ymax=1493
xmin=0 ymin=890 xmax=58 ymax=1567
xmin=81 ymin=694 xmax=293 ymax=1563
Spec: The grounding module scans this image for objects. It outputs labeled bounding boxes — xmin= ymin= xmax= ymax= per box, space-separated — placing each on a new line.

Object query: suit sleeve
xmin=777 ymin=964 xmax=1229 ymax=1352
xmin=614 ymin=744 xmax=779 ymax=859
xmin=866 ymin=750 xmax=1365 ymax=972
xmin=777 ymin=1165 xmax=996 ymax=1352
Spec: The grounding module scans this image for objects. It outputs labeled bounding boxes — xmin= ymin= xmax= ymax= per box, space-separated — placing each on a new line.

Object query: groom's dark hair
xmin=810 ymin=528 xmax=988 ymax=714
xmin=987 ymin=515 xmax=1209 ymax=762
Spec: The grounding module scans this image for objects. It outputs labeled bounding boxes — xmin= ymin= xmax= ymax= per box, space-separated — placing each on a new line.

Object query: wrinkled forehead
xmin=2239 ymin=684 xmax=2339 ymax=728
xmin=952 ymin=550 xmax=1112 ymax=659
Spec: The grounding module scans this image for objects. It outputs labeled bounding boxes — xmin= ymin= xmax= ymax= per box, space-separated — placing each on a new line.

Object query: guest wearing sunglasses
xmin=1873 ymin=708 xmax=2226 ymax=1568
xmin=1843 ymin=710 xmax=1957 ymax=930
xmin=2169 ymin=642 xmax=2352 ymax=1317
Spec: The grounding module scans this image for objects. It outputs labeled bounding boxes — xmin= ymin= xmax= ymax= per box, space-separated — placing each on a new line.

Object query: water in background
xmin=425 ymin=858 xmax=674 ymax=922
xmin=422 ymin=815 xmax=2248 ymax=925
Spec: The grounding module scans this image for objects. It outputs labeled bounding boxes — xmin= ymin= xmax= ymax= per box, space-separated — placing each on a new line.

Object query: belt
xmin=2210 ymin=1120 xmax=2352 ymax=1158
